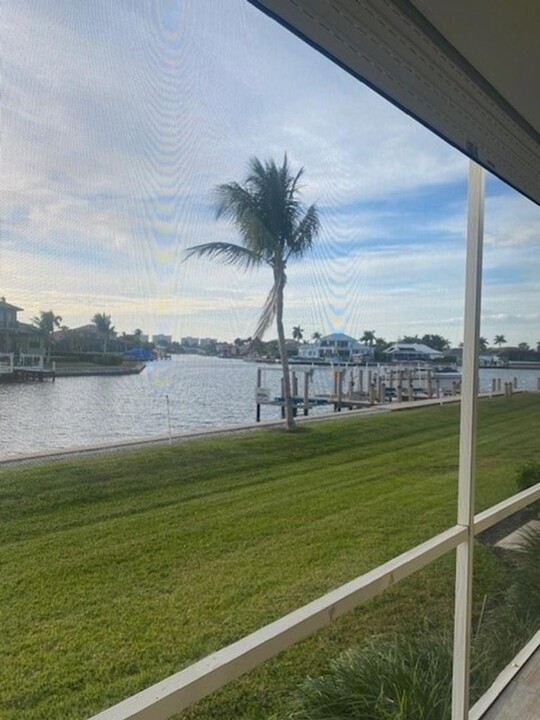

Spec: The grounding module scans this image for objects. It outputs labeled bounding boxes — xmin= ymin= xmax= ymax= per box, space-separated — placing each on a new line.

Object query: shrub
xmin=475 ymin=524 xmax=540 ymax=680
xmin=506 ymin=525 xmax=540 ymax=622
xmin=284 ymin=527 xmax=540 ymax=720
xmin=89 ymin=353 xmax=123 ymax=366
xmin=285 ymin=628 xmax=493 ymax=720
xmin=51 ymin=352 xmax=123 ymax=366
xmin=515 ymin=460 xmax=540 ymax=492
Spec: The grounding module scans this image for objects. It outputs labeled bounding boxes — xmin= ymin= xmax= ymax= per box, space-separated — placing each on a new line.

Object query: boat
xmin=433 ymin=366 xmax=462 ymax=380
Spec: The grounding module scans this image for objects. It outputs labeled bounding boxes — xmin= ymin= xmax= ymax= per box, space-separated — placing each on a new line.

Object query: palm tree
xmin=361 ymin=330 xmax=376 ymax=347
xmin=250 ymin=337 xmax=264 ymax=356
xmin=92 ymin=313 xmax=115 ymax=353
xmin=312 ymin=331 xmax=322 ymax=342
xmin=185 ymin=155 xmax=320 ymax=431
xmin=479 ymin=336 xmax=488 ymax=352
xmin=32 ymin=310 xmax=62 ymax=360
xmin=292 ymin=325 xmax=304 ymax=342
xmin=494 ymin=334 xmax=506 ymax=347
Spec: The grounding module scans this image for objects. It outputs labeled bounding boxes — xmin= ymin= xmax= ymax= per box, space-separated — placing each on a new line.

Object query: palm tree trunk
xmin=274 ymin=267 xmax=296 ymax=431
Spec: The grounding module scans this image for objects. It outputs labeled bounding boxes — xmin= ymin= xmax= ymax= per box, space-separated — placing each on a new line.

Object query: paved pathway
xmin=482 ymin=648 xmax=540 ymax=719
xmin=496 ymin=519 xmax=540 ymax=550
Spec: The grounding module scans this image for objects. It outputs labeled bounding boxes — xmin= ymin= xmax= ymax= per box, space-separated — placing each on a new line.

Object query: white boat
xmin=433 ymin=366 xmax=462 ymax=380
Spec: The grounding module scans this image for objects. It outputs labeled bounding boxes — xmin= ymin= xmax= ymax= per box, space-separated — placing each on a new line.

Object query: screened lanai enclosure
xmin=1 ymin=2 xmax=539 ymax=720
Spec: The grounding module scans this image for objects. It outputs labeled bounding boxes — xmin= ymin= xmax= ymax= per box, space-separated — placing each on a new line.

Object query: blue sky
xmin=1 ymin=0 xmax=539 ymax=346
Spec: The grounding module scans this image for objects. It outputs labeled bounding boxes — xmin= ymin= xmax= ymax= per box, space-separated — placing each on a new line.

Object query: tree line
xmin=32 ymin=311 xmax=118 ymax=357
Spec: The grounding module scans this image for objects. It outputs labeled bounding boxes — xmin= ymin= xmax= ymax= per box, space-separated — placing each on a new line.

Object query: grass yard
xmin=1 ymin=394 xmax=539 ymax=719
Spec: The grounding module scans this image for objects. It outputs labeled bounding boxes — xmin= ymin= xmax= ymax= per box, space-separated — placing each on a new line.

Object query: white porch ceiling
xmin=250 ymin=0 xmax=540 ymax=205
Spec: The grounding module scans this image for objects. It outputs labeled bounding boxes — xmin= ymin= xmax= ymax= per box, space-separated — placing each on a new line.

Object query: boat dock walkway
xmin=0 ymin=353 xmax=146 ymax=382
xmin=253 ymin=364 xmax=528 ymax=422
xmin=0 ymin=353 xmax=56 ymax=383
xmin=255 ymin=365 xmax=462 ymax=421
xmin=11 ymin=366 xmax=56 ymax=382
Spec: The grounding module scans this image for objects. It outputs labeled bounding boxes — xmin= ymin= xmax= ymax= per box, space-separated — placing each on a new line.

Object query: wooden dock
xmin=253 ymin=363 xmax=531 ymax=422
xmin=0 ymin=352 xmax=146 ymax=382
xmin=0 ymin=353 xmax=56 ymax=383
xmin=11 ymin=367 xmax=56 ymax=382
xmin=254 ymin=365 xmax=464 ymax=421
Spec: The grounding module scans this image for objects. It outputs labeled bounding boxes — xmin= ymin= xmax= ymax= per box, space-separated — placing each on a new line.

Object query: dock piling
xmin=303 ymin=372 xmax=310 ymax=416
xmin=256 ymin=368 xmax=262 ymax=422
xmin=336 ymin=370 xmax=343 ymax=411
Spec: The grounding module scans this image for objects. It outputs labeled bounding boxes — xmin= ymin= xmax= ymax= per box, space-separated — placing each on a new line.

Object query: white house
xmin=297 ymin=335 xmax=375 ymax=362
xmin=320 ymin=333 xmax=372 ymax=361
xmin=352 ymin=343 xmax=375 ymax=362
xmin=152 ymin=334 xmax=172 ymax=347
xmin=385 ymin=343 xmax=444 ymax=361
xmin=297 ymin=343 xmax=321 ymax=360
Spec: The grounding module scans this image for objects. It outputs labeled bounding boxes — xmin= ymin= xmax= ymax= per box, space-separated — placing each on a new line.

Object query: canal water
xmin=0 ymin=355 xmax=538 ymax=459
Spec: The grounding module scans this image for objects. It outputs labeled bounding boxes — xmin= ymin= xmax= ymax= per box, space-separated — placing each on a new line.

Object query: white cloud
xmin=1 ymin=0 xmax=538 ymax=347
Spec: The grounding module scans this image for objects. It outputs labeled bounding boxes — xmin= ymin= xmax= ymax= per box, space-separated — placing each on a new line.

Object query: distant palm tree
xmin=32 ymin=310 xmax=62 ymax=360
xmin=185 ymin=155 xmax=320 ymax=431
xmin=494 ymin=334 xmax=506 ymax=347
xmin=92 ymin=313 xmax=115 ymax=353
xmin=292 ymin=325 xmax=304 ymax=342
xmin=250 ymin=337 xmax=263 ymax=355
xmin=361 ymin=330 xmax=376 ymax=347
xmin=312 ymin=331 xmax=322 ymax=342
xmin=479 ymin=336 xmax=488 ymax=351
xmin=133 ymin=328 xmax=143 ymax=346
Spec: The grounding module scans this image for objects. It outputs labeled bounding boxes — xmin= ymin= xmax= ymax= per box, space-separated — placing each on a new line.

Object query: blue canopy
xmin=124 ymin=347 xmax=154 ymax=361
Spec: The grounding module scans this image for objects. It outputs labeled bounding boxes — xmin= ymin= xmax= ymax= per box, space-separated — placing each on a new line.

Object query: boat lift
xmin=254 ymin=363 xmax=463 ymax=422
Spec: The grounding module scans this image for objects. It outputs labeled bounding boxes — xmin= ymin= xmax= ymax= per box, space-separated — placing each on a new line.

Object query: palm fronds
xmin=288 ymin=203 xmax=320 ymax=258
xmin=183 ymin=242 xmax=261 ymax=270
xmin=214 ymin=183 xmax=276 ymax=260
xmin=254 ymin=281 xmax=279 ymax=340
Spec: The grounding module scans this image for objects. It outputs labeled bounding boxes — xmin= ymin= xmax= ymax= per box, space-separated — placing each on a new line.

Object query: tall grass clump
xmin=484 ymin=524 xmax=540 ymax=664
xmin=285 ymin=628 xmax=492 ymax=720
xmin=508 ymin=525 xmax=540 ymax=617
xmin=285 ymin=526 xmax=540 ymax=720
xmin=515 ymin=460 xmax=540 ymax=492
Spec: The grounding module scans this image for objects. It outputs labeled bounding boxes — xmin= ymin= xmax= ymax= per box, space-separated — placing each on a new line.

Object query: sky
xmin=1 ymin=0 xmax=539 ymax=347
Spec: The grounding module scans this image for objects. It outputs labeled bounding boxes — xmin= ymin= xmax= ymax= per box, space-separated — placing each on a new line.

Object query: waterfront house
xmin=351 ymin=343 xmax=375 ymax=363
xmin=385 ymin=342 xmax=444 ymax=362
xmin=319 ymin=333 xmax=359 ymax=360
xmin=215 ymin=341 xmax=239 ymax=358
xmin=53 ymin=324 xmax=104 ymax=354
xmin=152 ymin=334 xmax=172 ymax=347
xmin=297 ymin=342 xmax=320 ymax=360
xmin=496 ymin=346 xmax=540 ymax=365
xmin=298 ymin=338 xmax=374 ymax=362
xmin=0 ymin=299 xmax=44 ymax=355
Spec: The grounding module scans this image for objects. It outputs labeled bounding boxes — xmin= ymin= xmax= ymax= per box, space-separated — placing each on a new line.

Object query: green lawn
xmin=1 ymin=394 xmax=539 ymax=720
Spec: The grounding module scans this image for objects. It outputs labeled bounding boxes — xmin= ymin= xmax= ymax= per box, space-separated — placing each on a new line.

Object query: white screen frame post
xmin=452 ymin=160 xmax=486 ymax=719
